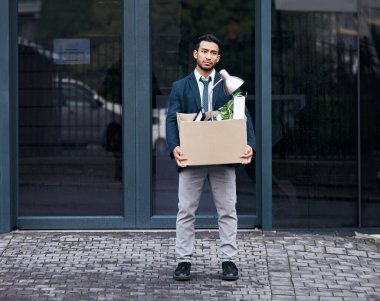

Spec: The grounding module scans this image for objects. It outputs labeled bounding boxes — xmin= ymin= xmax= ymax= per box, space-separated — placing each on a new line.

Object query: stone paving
xmin=0 ymin=230 xmax=379 ymax=300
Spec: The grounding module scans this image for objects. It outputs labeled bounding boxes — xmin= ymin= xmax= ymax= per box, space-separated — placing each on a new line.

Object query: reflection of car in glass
xmin=152 ymin=107 xmax=167 ymax=155
xmin=54 ymin=78 xmax=122 ymax=152
xmin=152 ymin=95 xmax=170 ymax=155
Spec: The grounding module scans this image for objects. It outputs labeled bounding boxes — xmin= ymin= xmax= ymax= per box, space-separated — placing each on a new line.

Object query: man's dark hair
xmin=194 ymin=34 xmax=222 ymax=53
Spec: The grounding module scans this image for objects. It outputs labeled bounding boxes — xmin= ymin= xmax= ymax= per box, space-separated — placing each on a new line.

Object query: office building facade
xmin=1 ymin=0 xmax=379 ymax=232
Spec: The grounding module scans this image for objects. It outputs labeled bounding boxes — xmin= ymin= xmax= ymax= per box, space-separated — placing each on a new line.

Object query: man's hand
xmin=173 ymin=146 xmax=188 ymax=167
xmin=240 ymin=145 xmax=254 ymax=165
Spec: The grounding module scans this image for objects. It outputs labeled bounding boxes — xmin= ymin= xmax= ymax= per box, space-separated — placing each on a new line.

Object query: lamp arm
xmin=207 ymin=78 xmax=224 ymax=120
xmin=212 ymin=78 xmax=223 ymax=89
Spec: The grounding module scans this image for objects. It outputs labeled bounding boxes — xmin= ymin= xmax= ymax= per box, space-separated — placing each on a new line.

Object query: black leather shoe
xmin=173 ymin=262 xmax=191 ymax=281
xmin=222 ymin=261 xmax=239 ymax=281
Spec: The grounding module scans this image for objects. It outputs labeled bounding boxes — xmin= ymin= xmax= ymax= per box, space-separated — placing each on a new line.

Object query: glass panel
xmin=152 ymin=0 xmax=256 ymax=216
xmin=18 ymin=0 xmax=122 ymax=216
xmin=272 ymin=1 xmax=359 ymax=227
xmin=359 ymin=0 xmax=380 ymax=227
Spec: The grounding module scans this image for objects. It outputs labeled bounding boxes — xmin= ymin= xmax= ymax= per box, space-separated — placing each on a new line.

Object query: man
xmin=166 ymin=34 xmax=256 ymax=281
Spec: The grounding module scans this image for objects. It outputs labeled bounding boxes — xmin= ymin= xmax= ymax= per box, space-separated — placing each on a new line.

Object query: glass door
xmin=148 ymin=0 xmax=258 ymax=228
xmin=16 ymin=0 xmax=259 ymax=229
xmin=17 ymin=0 xmax=130 ymax=228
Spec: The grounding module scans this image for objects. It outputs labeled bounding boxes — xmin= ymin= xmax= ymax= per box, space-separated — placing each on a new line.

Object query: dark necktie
xmin=200 ymin=77 xmax=211 ymax=111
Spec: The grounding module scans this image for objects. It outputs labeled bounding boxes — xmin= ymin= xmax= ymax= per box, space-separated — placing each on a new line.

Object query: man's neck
xmin=196 ymin=66 xmax=213 ymax=78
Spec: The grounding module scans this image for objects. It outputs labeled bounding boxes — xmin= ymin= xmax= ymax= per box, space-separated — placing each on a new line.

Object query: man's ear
xmin=193 ymin=50 xmax=198 ymax=59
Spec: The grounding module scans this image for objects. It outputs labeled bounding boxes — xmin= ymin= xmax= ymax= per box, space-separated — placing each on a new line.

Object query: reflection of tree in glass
xmin=272 ymin=10 xmax=359 ymax=159
xmin=35 ymin=0 xmax=122 ymax=95
xmin=38 ymin=0 xmax=121 ymax=43
xmin=152 ymin=0 xmax=255 ymax=94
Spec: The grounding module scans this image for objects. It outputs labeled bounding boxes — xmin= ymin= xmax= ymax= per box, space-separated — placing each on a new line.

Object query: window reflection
xmin=272 ymin=0 xmax=359 ymax=227
xmin=272 ymin=0 xmax=380 ymax=228
xmin=18 ymin=0 xmax=123 ymax=216
xmin=152 ymin=0 xmax=256 ymax=216
xmin=360 ymin=1 xmax=380 ymax=227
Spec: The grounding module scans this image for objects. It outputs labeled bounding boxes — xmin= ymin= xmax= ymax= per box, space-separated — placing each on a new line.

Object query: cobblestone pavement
xmin=0 ymin=230 xmax=380 ymax=300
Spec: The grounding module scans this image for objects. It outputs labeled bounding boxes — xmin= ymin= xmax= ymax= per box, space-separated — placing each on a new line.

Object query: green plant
xmin=218 ymin=91 xmax=243 ymax=120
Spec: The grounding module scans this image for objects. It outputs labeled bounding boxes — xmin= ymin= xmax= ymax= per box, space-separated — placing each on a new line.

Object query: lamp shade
xmin=219 ymin=69 xmax=244 ymax=95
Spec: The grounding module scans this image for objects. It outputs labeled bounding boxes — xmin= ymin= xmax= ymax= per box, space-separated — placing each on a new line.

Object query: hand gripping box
xmin=177 ymin=112 xmax=247 ymax=166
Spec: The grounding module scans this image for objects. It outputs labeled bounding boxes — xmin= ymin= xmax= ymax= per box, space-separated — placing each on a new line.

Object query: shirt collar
xmin=194 ymin=69 xmax=215 ymax=84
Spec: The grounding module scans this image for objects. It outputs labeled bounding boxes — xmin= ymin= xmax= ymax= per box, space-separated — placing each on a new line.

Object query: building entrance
xmin=15 ymin=0 xmax=260 ymax=229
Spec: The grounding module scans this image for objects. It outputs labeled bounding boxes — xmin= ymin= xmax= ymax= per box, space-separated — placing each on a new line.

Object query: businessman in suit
xmin=166 ymin=34 xmax=256 ymax=281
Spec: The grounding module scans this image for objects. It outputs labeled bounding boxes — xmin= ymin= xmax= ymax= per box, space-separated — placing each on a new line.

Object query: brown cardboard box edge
xmin=177 ymin=112 xmax=247 ymax=166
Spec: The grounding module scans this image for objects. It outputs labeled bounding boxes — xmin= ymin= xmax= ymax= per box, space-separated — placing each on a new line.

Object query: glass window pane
xmin=18 ymin=0 xmax=123 ymax=216
xmin=359 ymin=1 xmax=380 ymax=227
xmin=152 ymin=0 xmax=256 ymax=216
xmin=272 ymin=1 xmax=359 ymax=227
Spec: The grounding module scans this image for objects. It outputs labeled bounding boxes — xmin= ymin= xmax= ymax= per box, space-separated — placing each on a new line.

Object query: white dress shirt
xmin=194 ymin=69 xmax=216 ymax=111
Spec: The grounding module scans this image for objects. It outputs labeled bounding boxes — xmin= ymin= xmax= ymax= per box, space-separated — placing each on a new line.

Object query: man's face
xmin=193 ymin=41 xmax=220 ymax=72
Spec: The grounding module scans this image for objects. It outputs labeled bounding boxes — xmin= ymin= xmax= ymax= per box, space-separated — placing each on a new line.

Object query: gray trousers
xmin=176 ymin=165 xmax=237 ymax=263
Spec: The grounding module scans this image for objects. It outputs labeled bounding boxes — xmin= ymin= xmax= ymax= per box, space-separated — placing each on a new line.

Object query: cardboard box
xmin=177 ymin=112 xmax=247 ymax=166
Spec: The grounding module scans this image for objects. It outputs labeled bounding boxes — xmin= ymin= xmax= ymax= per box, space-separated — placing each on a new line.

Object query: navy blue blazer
xmin=166 ymin=71 xmax=256 ymax=159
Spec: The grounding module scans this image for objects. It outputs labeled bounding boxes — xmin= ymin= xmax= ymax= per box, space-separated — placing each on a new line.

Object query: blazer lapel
xmin=187 ymin=71 xmax=225 ymax=112
xmin=188 ymin=73 xmax=201 ymax=112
